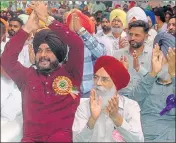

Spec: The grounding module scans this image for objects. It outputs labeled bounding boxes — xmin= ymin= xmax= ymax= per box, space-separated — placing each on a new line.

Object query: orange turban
xmin=25 ymin=7 xmax=33 ymax=15
xmin=66 ymin=9 xmax=95 ymax=34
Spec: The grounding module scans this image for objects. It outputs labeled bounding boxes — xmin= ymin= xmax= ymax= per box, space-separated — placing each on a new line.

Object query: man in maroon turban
xmin=72 ymin=56 xmax=144 ymax=142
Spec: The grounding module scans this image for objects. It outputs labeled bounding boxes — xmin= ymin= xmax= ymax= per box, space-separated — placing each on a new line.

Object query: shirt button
xmin=66 ymin=31 xmax=69 ymax=34
xmin=48 ymin=74 xmax=50 ymax=77
xmin=47 ymin=91 xmax=50 ymax=94
xmin=56 ymin=24 xmax=58 ymax=26
xmin=32 ymin=87 xmax=35 ymax=89
xmin=45 ymin=82 xmax=48 ymax=85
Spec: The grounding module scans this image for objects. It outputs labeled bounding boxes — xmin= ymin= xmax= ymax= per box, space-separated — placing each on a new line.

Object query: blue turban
xmin=154 ymin=32 xmax=176 ymax=57
xmin=144 ymin=10 xmax=156 ymax=26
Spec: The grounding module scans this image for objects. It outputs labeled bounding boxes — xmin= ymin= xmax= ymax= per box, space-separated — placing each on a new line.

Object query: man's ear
xmin=145 ymin=33 xmax=149 ymax=41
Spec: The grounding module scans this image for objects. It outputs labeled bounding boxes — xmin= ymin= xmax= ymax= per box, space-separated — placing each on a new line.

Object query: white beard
xmin=94 ymin=85 xmax=117 ymax=110
xmin=111 ymin=27 xmax=123 ymax=34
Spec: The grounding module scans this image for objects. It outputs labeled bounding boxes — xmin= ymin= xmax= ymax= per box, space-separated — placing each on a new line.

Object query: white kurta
xmin=72 ymin=95 xmax=144 ymax=142
xmin=1 ymin=37 xmax=32 ymax=142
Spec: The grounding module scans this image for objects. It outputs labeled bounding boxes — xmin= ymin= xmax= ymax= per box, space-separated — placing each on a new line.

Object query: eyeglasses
xmin=93 ymin=75 xmax=111 ymax=84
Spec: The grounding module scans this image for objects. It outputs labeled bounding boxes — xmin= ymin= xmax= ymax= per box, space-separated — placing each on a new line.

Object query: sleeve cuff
xmin=115 ymin=118 xmax=131 ymax=132
xmin=79 ymin=30 xmax=91 ymax=41
xmin=77 ymin=125 xmax=94 ymax=141
xmin=138 ymin=65 xmax=148 ymax=76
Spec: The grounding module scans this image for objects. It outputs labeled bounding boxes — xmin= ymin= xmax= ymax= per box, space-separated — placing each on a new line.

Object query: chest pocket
xmin=26 ymin=80 xmax=44 ymax=92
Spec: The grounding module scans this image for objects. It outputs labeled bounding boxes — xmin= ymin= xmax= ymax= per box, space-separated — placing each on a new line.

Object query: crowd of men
xmin=0 ymin=1 xmax=176 ymax=142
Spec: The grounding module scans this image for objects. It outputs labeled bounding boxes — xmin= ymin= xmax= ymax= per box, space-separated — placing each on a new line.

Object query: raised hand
xmin=22 ymin=11 xmax=40 ymax=34
xmin=89 ymin=89 xmax=102 ymax=121
xmin=167 ymin=48 xmax=176 ymax=77
xmin=119 ymin=37 xmax=129 ymax=49
xmin=150 ymin=44 xmax=163 ymax=77
xmin=105 ymin=95 xmax=118 ymax=120
xmin=133 ymin=50 xmax=140 ymax=72
xmin=29 ymin=1 xmax=48 ymax=23
xmin=120 ymin=55 xmax=129 ymax=70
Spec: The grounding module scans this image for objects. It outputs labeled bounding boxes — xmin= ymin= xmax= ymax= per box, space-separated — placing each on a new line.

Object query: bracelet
xmin=77 ymin=27 xmax=86 ymax=35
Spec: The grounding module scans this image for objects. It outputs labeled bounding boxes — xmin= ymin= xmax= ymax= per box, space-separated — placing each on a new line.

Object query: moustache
xmin=94 ymin=85 xmax=107 ymax=92
xmin=39 ymin=57 xmax=50 ymax=62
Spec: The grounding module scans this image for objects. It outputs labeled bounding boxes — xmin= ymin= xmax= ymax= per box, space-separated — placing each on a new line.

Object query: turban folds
xmin=33 ymin=29 xmax=68 ymax=63
xmin=126 ymin=7 xmax=148 ymax=24
xmin=110 ymin=9 xmax=127 ymax=28
xmin=154 ymin=32 xmax=176 ymax=57
xmin=94 ymin=56 xmax=130 ymax=91
xmin=144 ymin=10 xmax=156 ymax=26
xmin=66 ymin=9 xmax=95 ymax=34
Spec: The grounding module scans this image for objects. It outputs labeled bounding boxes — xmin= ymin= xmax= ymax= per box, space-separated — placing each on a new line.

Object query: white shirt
xmin=96 ymin=31 xmax=127 ymax=56
xmin=1 ymin=37 xmax=32 ymax=121
xmin=92 ymin=2 xmax=106 ymax=14
xmin=72 ymin=96 xmax=144 ymax=142
xmin=113 ymin=44 xmax=152 ymax=97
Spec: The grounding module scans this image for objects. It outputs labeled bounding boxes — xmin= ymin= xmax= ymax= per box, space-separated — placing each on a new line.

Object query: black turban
xmin=33 ymin=29 xmax=68 ymax=63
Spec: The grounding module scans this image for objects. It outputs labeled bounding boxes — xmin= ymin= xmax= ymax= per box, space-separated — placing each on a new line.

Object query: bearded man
xmin=113 ymin=20 xmax=152 ymax=97
xmin=1 ymin=1 xmax=84 ymax=142
xmin=72 ymin=56 xmax=144 ymax=142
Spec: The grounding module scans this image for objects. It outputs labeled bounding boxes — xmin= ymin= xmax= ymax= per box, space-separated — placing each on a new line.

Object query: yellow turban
xmin=110 ymin=9 xmax=127 ymax=28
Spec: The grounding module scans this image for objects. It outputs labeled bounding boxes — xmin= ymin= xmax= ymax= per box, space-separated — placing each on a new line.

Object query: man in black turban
xmin=33 ymin=29 xmax=68 ymax=73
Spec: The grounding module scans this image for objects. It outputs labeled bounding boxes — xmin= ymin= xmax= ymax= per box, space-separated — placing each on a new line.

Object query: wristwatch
xmin=77 ymin=27 xmax=86 ymax=35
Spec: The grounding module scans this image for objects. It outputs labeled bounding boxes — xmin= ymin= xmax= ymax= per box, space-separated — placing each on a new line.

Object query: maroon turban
xmin=94 ymin=56 xmax=130 ymax=91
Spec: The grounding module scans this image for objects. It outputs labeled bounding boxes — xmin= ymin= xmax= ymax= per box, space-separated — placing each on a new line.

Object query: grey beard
xmin=111 ymin=27 xmax=123 ymax=34
xmin=94 ymin=85 xmax=117 ymax=109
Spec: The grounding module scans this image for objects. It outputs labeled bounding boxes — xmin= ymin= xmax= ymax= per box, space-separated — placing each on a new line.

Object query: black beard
xmin=35 ymin=58 xmax=59 ymax=74
xmin=8 ymin=30 xmax=16 ymax=37
xmin=129 ymin=40 xmax=144 ymax=49
xmin=102 ymin=26 xmax=111 ymax=33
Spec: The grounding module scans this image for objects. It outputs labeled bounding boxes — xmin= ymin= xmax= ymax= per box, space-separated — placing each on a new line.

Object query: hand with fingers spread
xmin=87 ymin=89 xmax=102 ymax=129
xmin=150 ymin=44 xmax=163 ymax=77
xmin=167 ymin=48 xmax=176 ymax=77
xmin=133 ymin=50 xmax=140 ymax=72
xmin=105 ymin=95 xmax=119 ymax=120
xmin=120 ymin=55 xmax=129 ymax=70
xmin=89 ymin=89 xmax=102 ymax=121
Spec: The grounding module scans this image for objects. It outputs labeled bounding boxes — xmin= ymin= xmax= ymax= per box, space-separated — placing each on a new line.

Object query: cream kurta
xmin=72 ymin=95 xmax=144 ymax=142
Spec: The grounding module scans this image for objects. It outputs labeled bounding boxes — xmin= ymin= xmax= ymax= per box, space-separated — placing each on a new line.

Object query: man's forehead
xmin=39 ymin=43 xmax=50 ymax=48
xmin=129 ymin=27 xmax=145 ymax=33
xmin=169 ymin=18 xmax=176 ymax=23
xmin=9 ymin=21 xmax=20 ymax=25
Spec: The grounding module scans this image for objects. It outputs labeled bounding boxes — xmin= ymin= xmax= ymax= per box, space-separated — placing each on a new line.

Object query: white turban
xmin=18 ymin=14 xmax=29 ymax=24
xmin=126 ymin=7 xmax=148 ymax=24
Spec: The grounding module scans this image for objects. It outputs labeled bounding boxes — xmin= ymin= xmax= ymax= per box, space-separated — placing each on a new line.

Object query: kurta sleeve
xmin=72 ymin=99 xmax=94 ymax=142
xmin=49 ymin=20 xmax=84 ymax=84
xmin=79 ymin=30 xmax=107 ymax=60
xmin=114 ymin=101 xmax=144 ymax=142
xmin=1 ymin=29 xmax=30 ymax=89
xmin=130 ymin=73 xmax=156 ymax=104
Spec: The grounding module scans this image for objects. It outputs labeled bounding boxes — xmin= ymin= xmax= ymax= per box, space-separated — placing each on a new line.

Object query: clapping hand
xmin=167 ymin=48 xmax=176 ymax=77
xmin=133 ymin=50 xmax=140 ymax=72
xmin=89 ymin=89 xmax=102 ymax=121
xmin=105 ymin=95 xmax=118 ymax=120
xmin=150 ymin=44 xmax=163 ymax=77
xmin=120 ymin=55 xmax=129 ymax=70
